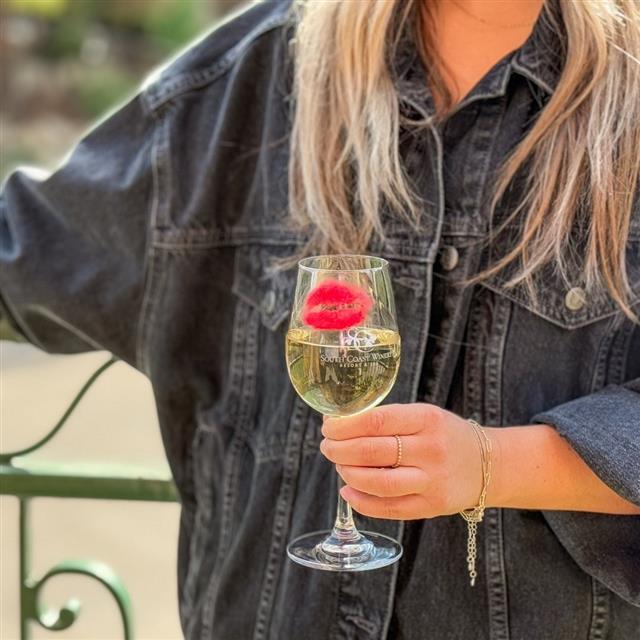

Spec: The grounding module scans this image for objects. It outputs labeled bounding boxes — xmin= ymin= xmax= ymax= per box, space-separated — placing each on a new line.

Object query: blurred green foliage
xmin=8 ymin=0 xmax=216 ymax=57
xmin=73 ymin=66 xmax=137 ymax=118
xmin=3 ymin=0 xmax=247 ymax=179
xmin=8 ymin=0 xmax=68 ymax=18
xmin=144 ymin=1 xmax=209 ymax=52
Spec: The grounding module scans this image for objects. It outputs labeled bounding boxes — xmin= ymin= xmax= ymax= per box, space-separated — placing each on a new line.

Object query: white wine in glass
xmin=285 ymin=254 xmax=403 ymax=571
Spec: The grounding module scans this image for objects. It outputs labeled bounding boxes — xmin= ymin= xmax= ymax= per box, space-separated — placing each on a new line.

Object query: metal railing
xmin=0 ymin=356 xmax=179 ymax=639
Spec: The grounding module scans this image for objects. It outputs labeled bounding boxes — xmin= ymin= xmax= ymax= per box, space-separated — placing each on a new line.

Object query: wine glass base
xmin=287 ymin=529 xmax=403 ymax=572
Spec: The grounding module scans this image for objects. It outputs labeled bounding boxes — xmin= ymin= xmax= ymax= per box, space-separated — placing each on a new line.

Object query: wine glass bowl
xmin=284 ymin=254 xmax=403 ymax=571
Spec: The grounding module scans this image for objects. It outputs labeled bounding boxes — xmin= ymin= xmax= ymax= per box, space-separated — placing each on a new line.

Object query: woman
xmin=1 ymin=0 xmax=638 ymax=638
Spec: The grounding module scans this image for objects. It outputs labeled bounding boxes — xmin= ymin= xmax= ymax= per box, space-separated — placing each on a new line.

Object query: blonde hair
xmin=285 ymin=0 xmax=640 ymax=319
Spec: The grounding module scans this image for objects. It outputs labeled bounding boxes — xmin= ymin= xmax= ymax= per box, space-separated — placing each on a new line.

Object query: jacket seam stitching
xmin=253 ymin=397 xmax=309 ymax=640
xmin=609 ymin=318 xmax=635 ymax=386
xmin=589 ymin=314 xmax=622 ymax=393
xmin=485 ymin=295 xmax=511 ymax=424
xmin=485 ymin=508 xmax=511 ymax=640
xmin=200 ymin=300 xmax=259 ymax=640
xmin=510 ymin=59 xmax=554 ymax=95
xmin=478 ymin=281 xmax=619 ymax=329
xmin=135 ymin=107 xmax=170 ymax=373
xmin=588 ymin=578 xmax=610 ymax=640
xmin=142 ymin=12 xmax=292 ymax=114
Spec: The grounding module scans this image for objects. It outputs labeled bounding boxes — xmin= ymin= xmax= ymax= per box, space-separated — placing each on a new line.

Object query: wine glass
xmin=284 ymin=254 xmax=403 ymax=571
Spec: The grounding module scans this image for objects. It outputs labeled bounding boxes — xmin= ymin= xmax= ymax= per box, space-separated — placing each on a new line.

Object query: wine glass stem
xmin=332 ymin=472 xmax=362 ymax=542
xmin=325 ymin=408 xmax=363 ymax=544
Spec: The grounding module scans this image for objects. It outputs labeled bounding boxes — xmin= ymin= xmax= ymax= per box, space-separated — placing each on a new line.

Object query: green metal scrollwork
xmin=19 ymin=499 xmax=133 ymax=639
xmin=2 ymin=355 xmax=179 ymax=639
xmin=0 ymin=356 xmax=119 ymax=464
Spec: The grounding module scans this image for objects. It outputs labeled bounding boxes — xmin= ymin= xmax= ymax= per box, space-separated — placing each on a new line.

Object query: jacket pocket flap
xmin=231 ymin=242 xmax=299 ymax=331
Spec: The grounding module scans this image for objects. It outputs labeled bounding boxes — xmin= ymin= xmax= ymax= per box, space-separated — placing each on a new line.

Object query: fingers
xmin=320 ymin=434 xmax=424 ymax=468
xmin=339 ymin=485 xmax=429 ymax=521
xmin=322 ymin=403 xmax=437 ymax=441
xmin=336 ymin=464 xmax=428 ymax=497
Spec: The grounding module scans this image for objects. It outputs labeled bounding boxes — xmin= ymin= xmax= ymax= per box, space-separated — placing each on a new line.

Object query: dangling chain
xmin=459 ymin=419 xmax=493 ymax=587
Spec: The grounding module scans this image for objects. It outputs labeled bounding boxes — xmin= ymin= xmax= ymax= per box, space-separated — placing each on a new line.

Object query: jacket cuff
xmin=531 ymin=383 xmax=640 ymax=607
xmin=532 ymin=383 xmax=640 ymax=506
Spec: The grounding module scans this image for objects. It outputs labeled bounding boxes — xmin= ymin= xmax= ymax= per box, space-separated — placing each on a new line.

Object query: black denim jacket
xmin=2 ymin=1 xmax=639 ymax=638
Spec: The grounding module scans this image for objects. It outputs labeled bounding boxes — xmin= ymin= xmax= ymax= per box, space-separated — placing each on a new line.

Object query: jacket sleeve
xmin=531 ymin=372 xmax=640 ymax=607
xmin=0 ymin=88 xmax=159 ymax=371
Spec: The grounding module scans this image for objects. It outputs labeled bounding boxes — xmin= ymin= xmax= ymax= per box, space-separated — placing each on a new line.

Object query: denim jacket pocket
xmin=474 ymin=239 xmax=640 ymax=432
xmin=231 ymin=241 xmax=300 ymax=332
xmin=479 ymin=236 xmax=640 ymax=330
xmin=480 ymin=272 xmax=620 ymax=330
xmin=227 ymin=238 xmax=306 ymax=458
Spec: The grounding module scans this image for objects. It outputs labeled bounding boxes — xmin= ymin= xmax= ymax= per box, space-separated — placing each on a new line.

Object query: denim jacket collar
xmin=512 ymin=0 xmax=565 ymax=95
xmin=390 ymin=0 xmax=565 ymax=116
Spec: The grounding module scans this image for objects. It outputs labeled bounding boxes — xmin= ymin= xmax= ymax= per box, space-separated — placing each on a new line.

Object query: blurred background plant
xmin=1 ymin=0 xmax=248 ymax=179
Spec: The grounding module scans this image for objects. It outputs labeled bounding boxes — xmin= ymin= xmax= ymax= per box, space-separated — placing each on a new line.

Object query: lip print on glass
xmin=301 ymin=278 xmax=373 ymax=330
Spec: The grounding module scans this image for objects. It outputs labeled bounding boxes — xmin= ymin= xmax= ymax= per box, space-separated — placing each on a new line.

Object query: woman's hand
xmin=319 ymin=403 xmax=498 ymax=520
xmin=320 ymin=403 xmax=640 ymax=518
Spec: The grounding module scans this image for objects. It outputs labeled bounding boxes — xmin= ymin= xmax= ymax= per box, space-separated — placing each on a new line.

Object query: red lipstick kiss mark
xmin=302 ymin=278 xmax=373 ymax=330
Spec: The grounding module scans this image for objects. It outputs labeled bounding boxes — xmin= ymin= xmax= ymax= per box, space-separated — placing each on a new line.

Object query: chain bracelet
xmin=459 ymin=419 xmax=492 ymax=587
xmin=465 ymin=521 xmax=478 ymax=586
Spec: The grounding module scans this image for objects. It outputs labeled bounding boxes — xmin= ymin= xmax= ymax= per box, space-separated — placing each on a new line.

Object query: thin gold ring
xmin=391 ymin=434 xmax=402 ymax=468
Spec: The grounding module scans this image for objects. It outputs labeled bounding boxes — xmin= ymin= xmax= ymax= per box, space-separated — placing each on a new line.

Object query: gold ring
xmin=391 ymin=434 xmax=402 ymax=468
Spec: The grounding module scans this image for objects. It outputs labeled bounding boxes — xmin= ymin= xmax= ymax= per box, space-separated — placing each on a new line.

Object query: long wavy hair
xmin=285 ymin=0 xmax=640 ymax=319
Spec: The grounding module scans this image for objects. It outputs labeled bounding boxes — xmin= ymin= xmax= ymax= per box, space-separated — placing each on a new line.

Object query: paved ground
xmin=1 ymin=342 xmax=183 ymax=639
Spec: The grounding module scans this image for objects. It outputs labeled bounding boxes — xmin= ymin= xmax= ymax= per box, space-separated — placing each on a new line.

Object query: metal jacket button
xmin=564 ymin=287 xmax=586 ymax=311
xmin=439 ymin=245 xmax=459 ymax=271
xmin=262 ymin=289 xmax=277 ymax=314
